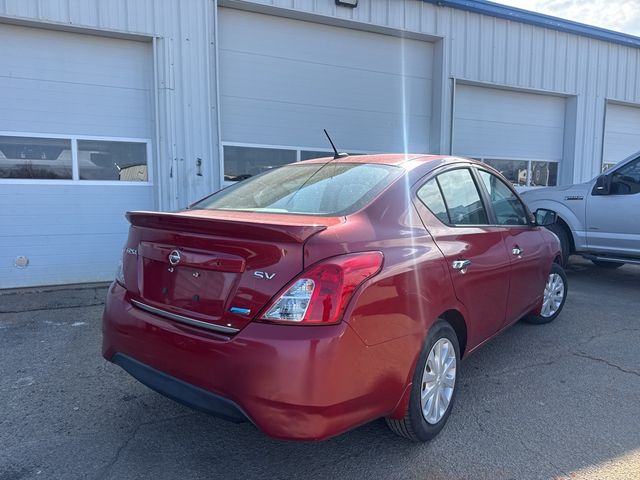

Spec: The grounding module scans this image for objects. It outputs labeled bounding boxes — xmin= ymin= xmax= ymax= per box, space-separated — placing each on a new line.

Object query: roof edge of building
xmin=422 ymin=0 xmax=640 ymax=49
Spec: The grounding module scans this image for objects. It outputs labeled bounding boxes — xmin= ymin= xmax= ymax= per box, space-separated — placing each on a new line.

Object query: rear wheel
xmin=523 ymin=263 xmax=568 ymax=325
xmin=591 ymin=260 xmax=624 ymax=269
xmin=545 ymin=222 xmax=570 ymax=267
xmin=386 ymin=321 xmax=459 ymax=442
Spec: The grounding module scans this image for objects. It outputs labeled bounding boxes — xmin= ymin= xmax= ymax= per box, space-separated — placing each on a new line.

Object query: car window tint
xmin=436 ymin=169 xmax=489 ymax=225
xmin=417 ymin=179 xmax=450 ymax=224
xmin=478 ymin=170 xmax=529 ymax=225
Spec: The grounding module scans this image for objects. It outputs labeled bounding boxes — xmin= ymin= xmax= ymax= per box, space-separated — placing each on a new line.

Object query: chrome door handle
xmin=452 ymin=259 xmax=472 ymax=272
xmin=512 ymin=247 xmax=524 ymax=256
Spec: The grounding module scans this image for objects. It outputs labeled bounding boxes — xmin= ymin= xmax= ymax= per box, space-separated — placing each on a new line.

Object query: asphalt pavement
xmin=1 ymin=259 xmax=639 ymax=480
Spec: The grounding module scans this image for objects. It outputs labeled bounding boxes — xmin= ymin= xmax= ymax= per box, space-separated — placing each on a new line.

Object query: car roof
xmin=299 ymin=153 xmax=484 ymax=174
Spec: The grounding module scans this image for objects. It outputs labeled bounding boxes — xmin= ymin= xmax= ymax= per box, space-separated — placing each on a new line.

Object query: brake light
xmin=260 ymin=252 xmax=383 ymax=325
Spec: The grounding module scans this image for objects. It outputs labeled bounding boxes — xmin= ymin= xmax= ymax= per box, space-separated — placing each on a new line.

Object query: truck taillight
xmin=259 ymin=252 xmax=383 ymax=325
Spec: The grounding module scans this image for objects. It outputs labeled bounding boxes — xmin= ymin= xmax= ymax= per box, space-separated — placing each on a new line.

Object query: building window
xmin=0 ymin=136 xmax=72 ymax=179
xmin=78 ymin=140 xmax=147 ymax=181
xmin=300 ymin=150 xmax=333 ymax=160
xmin=479 ymin=158 xmax=558 ymax=187
xmin=0 ymin=133 xmax=151 ymax=183
xmin=222 ymin=144 xmax=370 ymax=183
xmin=223 ymin=146 xmax=297 ymax=182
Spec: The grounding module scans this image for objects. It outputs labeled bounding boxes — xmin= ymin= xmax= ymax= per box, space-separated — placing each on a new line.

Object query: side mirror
xmin=534 ymin=208 xmax=557 ymax=226
xmin=593 ymin=174 xmax=611 ymax=195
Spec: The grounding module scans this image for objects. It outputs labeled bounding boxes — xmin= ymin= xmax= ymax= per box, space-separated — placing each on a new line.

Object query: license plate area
xmin=140 ymin=258 xmax=237 ymax=319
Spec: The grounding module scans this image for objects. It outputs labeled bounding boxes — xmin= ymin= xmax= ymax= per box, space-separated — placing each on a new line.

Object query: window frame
xmin=0 ymin=131 xmax=153 ymax=186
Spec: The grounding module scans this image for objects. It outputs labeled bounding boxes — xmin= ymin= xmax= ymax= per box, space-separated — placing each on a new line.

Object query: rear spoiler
xmin=126 ymin=211 xmax=328 ymax=244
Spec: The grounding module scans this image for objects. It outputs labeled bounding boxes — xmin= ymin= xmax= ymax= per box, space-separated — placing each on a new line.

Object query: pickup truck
xmin=520 ymin=151 xmax=640 ymax=268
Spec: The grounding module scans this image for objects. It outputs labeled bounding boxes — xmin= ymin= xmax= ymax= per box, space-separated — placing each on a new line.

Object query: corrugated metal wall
xmin=0 ymin=0 xmax=220 ymax=211
xmin=2 ymin=0 xmax=639 ymax=187
xmin=221 ymin=0 xmax=640 ymax=182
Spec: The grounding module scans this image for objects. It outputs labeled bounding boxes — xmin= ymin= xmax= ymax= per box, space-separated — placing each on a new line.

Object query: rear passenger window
xmin=417 ymin=179 xmax=450 ymax=224
xmin=436 ymin=169 xmax=489 ymax=225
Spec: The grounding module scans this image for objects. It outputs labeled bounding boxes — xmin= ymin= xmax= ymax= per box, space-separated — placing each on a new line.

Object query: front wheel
xmin=386 ymin=321 xmax=459 ymax=442
xmin=523 ymin=263 xmax=568 ymax=324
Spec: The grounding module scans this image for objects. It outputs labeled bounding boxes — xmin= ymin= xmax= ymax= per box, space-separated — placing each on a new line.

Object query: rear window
xmin=193 ymin=163 xmax=403 ymax=216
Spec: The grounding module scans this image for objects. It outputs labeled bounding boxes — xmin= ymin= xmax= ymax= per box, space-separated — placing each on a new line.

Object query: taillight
xmin=260 ymin=251 xmax=383 ymax=325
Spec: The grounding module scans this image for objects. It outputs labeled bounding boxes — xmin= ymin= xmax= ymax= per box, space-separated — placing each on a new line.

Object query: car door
xmin=475 ymin=168 xmax=549 ymax=325
xmin=414 ymin=167 xmax=511 ymax=349
xmin=586 ymin=155 xmax=640 ymax=256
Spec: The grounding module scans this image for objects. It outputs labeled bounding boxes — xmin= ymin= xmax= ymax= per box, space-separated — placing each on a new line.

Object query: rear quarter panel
xmin=303 ymin=179 xmax=469 ymax=405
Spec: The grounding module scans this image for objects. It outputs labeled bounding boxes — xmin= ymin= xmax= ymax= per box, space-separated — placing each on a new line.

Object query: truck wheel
xmin=523 ymin=263 xmax=568 ymax=325
xmin=545 ymin=223 xmax=569 ymax=267
xmin=591 ymin=260 xmax=624 ymax=269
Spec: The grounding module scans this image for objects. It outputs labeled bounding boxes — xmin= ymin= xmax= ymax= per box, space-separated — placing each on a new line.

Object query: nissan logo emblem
xmin=168 ymin=250 xmax=181 ymax=266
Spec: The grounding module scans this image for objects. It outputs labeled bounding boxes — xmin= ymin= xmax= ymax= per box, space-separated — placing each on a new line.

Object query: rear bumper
xmin=102 ymin=282 xmax=411 ymax=441
xmin=111 ymin=353 xmax=249 ymax=423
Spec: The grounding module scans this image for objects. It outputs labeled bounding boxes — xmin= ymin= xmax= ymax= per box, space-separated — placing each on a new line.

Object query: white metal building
xmin=1 ymin=0 xmax=639 ymax=288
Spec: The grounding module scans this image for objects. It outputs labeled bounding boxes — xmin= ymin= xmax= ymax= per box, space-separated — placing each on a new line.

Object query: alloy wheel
xmin=541 ymin=272 xmax=565 ymax=318
xmin=421 ymin=338 xmax=456 ymax=424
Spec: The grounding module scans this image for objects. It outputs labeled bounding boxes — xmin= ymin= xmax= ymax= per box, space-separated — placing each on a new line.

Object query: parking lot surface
xmin=1 ymin=259 xmax=639 ymax=480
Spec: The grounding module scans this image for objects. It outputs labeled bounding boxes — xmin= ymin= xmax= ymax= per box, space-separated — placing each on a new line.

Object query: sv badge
xmin=254 ymin=271 xmax=276 ymax=280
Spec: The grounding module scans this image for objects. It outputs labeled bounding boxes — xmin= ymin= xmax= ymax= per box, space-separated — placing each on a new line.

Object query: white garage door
xmin=218 ymin=8 xmax=433 ymax=180
xmin=0 ymin=24 xmax=154 ymax=288
xmin=603 ymin=103 xmax=640 ymax=171
xmin=453 ymin=84 xmax=565 ymax=187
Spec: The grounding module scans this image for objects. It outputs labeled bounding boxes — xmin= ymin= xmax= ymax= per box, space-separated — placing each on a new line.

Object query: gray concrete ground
xmin=1 ymin=258 xmax=639 ymax=480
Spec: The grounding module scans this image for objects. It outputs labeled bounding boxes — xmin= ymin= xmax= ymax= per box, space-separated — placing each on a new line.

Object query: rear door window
xmin=435 ymin=169 xmax=489 ymax=225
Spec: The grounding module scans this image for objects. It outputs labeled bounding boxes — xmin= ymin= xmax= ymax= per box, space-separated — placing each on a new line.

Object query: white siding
xmin=453 ymin=84 xmax=565 ymax=161
xmin=0 ymin=0 xmax=220 ymax=208
xmin=0 ymin=23 xmax=152 ymax=138
xmin=603 ymin=103 xmax=640 ymax=166
xmin=0 ymin=0 xmax=218 ymax=288
xmin=0 ymin=24 xmax=154 ymax=288
xmin=226 ymin=0 xmax=640 ymax=182
xmin=219 ymin=7 xmax=433 ymax=153
xmin=0 ymin=185 xmax=152 ymax=288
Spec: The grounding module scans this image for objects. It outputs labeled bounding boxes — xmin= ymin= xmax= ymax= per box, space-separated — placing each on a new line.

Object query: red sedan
xmin=102 ymin=154 xmax=567 ymax=441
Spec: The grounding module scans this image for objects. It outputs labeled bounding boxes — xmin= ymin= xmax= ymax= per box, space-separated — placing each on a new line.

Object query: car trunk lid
xmin=123 ymin=210 xmax=337 ymax=333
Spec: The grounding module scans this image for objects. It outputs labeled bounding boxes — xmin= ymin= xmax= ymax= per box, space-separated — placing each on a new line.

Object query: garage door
xmin=452 ymin=84 xmax=565 ymax=187
xmin=0 ymin=24 xmax=154 ymax=288
xmin=603 ymin=102 xmax=640 ymax=171
xmin=218 ymin=7 xmax=433 ymax=180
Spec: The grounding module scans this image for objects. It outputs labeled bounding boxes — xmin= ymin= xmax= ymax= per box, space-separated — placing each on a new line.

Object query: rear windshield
xmin=192 ymin=163 xmax=403 ymax=216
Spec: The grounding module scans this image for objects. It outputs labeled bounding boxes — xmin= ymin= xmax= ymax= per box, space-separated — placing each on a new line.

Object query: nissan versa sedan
xmin=102 ymin=154 xmax=567 ymax=442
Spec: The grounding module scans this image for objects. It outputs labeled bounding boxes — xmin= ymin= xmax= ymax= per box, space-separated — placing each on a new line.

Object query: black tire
xmin=385 ymin=321 xmax=460 ymax=442
xmin=523 ymin=263 xmax=568 ymax=325
xmin=591 ymin=260 xmax=624 ymax=269
xmin=545 ymin=222 xmax=570 ymax=267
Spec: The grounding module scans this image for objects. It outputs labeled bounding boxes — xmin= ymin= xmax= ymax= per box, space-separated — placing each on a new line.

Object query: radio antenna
xmin=283 ymin=130 xmax=348 ymax=210
xmin=324 ymin=129 xmax=348 ymax=159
